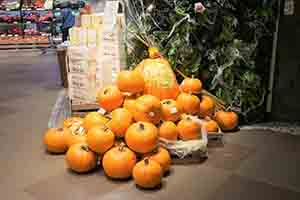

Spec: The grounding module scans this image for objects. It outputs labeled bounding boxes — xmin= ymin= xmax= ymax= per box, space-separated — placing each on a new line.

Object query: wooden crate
xmin=70 ymin=99 xmax=99 ymax=117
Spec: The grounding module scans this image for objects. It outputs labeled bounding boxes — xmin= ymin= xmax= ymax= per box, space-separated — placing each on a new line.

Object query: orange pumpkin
xmin=134 ymin=95 xmax=161 ymax=124
xmin=203 ymin=118 xmax=219 ymax=133
xmin=144 ymin=147 xmax=171 ymax=173
xmin=87 ymin=125 xmax=115 ymax=154
xmin=83 ymin=112 xmax=109 ymax=131
xmin=180 ymin=78 xmax=202 ymax=94
xmin=159 ymin=121 xmax=178 ymax=141
xmin=215 ymin=111 xmax=238 ymax=131
xmin=125 ymin=122 xmax=158 ymax=154
xmin=177 ymin=116 xmax=201 ymax=140
xmin=160 ymin=99 xmax=180 ymax=122
xmin=65 ymin=143 xmax=97 ymax=173
xmin=136 ymin=56 xmax=180 ymax=100
xmin=102 ymin=145 xmax=137 ymax=179
xmin=199 ymin=95 xmax=215 ymax=118
xmin=65 ymin=127 xmax=87 ymax=148
xmin=44 ymin=128 xmax=69 ymax=153
xmin=107 ymin=108 xmax=133 ymax=138
xmin=117 ymin=70 xmax=145 ymax=94
xmin=133 ymin=158 xmax=163 ymax=189
xmin=97 ymin=85 xmax=124 ymax=112
xmin=63 ymin=117 xmax=84 ymax=129
xmin=123 ymin=96 xmax=136 ymax=114
xmin=176 ymin=93 xmax=200 ymax=115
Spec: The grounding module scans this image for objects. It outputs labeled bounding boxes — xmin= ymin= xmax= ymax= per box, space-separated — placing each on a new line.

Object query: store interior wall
xmin=271 ymin=0 xmax=300 ymax=121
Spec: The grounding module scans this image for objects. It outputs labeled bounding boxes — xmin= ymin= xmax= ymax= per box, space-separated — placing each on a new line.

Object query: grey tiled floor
xmin=1 ymin=50 xmax=300 ymax=200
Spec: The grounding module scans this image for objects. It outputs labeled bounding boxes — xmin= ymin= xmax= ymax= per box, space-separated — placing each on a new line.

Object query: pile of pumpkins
xmin=43 ymin=47 xmax=238 ymax=189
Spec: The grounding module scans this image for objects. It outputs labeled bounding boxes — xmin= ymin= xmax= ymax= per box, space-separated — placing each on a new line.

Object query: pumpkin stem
xmin=144 ymin=158 xmax=150 ymax=165
xmin=139 ymin=123 xmax=145 ymax=130
xmin=57 ymin=128 xmax=64 ymax=132
xmin=118 ymin=143 xmax=126 ymax=152
xmin=104 ymin=89 xmax=109 ymax=95
xmin=81 ymin=145 xmax=89 ymax=152
xmin=163 ymin=100 xmax=171 ymax=105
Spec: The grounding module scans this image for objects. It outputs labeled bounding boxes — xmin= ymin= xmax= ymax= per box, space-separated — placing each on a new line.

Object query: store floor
xmin=1 ymin=50 xmax=300 ymax=200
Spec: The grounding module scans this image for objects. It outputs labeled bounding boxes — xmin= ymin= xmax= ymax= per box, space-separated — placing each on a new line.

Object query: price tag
xmin=170 ymin=107 xmax=178 ymax=114
xmin=97 ymin=108 xmax=106 ymax=115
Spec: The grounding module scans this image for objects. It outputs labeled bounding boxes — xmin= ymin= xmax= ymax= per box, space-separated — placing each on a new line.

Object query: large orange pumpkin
xmin=135 ymin=56 xmax=180 ymax=100
xmin=97 ymin=85 xmax=124 ymax=112
xmin=65 ymin=143 xmax=97 ymax=173
xmin=159 ymin=121 xmax=178 ymax=141
xmin=107 ymin=108 xmax=133 ymax=138
xmin=144 ymin=147 xmax=171 ymax=173
xmin=134 ymin=95 xmax=161 ymax=124
xmin=180 ymin=78 xmax=202 ymax=94
xmin=44 ymin=128 xmax=69 ymax=153
xmin=176 ymin=93 xmax=200 ymax=115
xmin=117 ymin=70 xmax=145 ymax=94
xmin=125 ymin=122 xmax=158 ymax=154
xmin=160 ymin=99 xmax=180 ymax=122
xmin=102 ymin=145 xmax=137 ymax=179
xmin=177 ymin=116 xmax=201 ymax=140
xmin=65 ymin=127 xmax=87 ymax=148
xmin=87 ymin=125 xmax=115 ymax=154
xmin=199 ymin=95 xmax=215 ymax=118
xmin=83 ymin=112 xmax=109 ymax=131
xmin=133 ymin=158 xmax=163 ymax=189
xmin=63 ymin=117 xmax=84 ymax=129
xmin=123 ymin=96 xmax=136 ymax=114
xmin=215 ymin=111 xmax=238 ymax=131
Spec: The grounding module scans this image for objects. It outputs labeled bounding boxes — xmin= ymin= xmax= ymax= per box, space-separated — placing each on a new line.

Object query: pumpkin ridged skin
xmin=117 ymin=70 xmax=145 ymax=94
xmin=123 ymin=96 xmax=136 ymax=114
xmin=65 ymin=128 xmax=87 ymax=148
xmin=125 ymin=122 xmax=158 ymax=154
xmin=102 ymin=146 xmax=137 ymax=179
xmin=97 ymin=85 xmax=124 ymax=112
xmin=134 ymin=95 xmax=161 ymax=124
xmin=180 ymin=78 xmax=202 ymax=94
xmin=83 ymin=112 xmax=109 ymax=131
xmin=177 ymin=117 xmax=201 ymax=140
xmin=144 ymin=147 xmax=171 ymax=173
xmin=133 ymin=158 xmax=163 ymax=189
xmin=199 ymin=96 xmax=215 ymax=118
xmin=136 ymin=58 xmax=180 ymax=100
xmin=160 ymin=99 xmax=180 ymax=122
xmin=65 ymin=143 xmax=97 ymax=173
xmin=107 ymin=108 xmax=133 ymax=138
xmin=215 ymin=111 xmax=238 ymax=131
xmin=159 ymin=121 xmax=178 ymax=141
xmin=203 ymin=119 xmax=219 ymax=133
xmin=44 ymin=128 xmax=69 ymax=153
xmin=87 ymin=125 xmax=115 ymax=154
xmin=63 ymin=117 xmax=84 ymax=129
xmin=176 ymin=93 xmax=200 ymax=115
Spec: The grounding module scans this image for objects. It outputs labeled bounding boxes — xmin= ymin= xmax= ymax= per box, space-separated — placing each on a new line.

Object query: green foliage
xmin=125 ymin=0 xmax=277 ymax=123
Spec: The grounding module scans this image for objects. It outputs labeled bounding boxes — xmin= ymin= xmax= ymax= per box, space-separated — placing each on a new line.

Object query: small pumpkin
xmin=117 ymin=70 xmax=145 ymax=94
xmin=65 ymin=143 xmax=97 ymax=173
xmin=65 ymin=126 xmax=87 ymax=148
xmin=107 ymin=108 xmax=133 ymax=138
xmin=180 ymin=78 xmax=202 ymax=94
xmin=215 ymin=111 xmax=238 ymax=131
xmin=203 ymin=118 xmax=219 ymax=133
xmin=160 ymin=99 xmax=180 ymax=122
xmin=87 ymin=125 xmax=115 ymax=154
xmin=63 ymin=117 xmax=84 ymax=129
xmin=44 ymin=128 xmax=69 ymax=153
xmin=102 ymin=144 xmax=137 ymax=179
xmin=123 ymin=96 xmax=136 ymax=114
xmin=97 ymin=85 xmax=124 ymax=112
xmin=177 ymin=116 xmax=201 ymax=140
xmin=133 ymin=158 xmax=163 ymax=189
xmin=199 ymin=95 xmax=215 ymax=118
xmin=125 ymin=122 xmax=158 ymax=154
xmin=83 ymin=112 xmax=109 ymax=131
xmin=144 ymin=147 xmax=171 ymax=173
xmin=176 ymin=93 xmax=200 ymax=115
xmin=159 ymin=121 xmax=178 ymax=141
xmin=134 ymin=95 xmax=161 ymax=124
